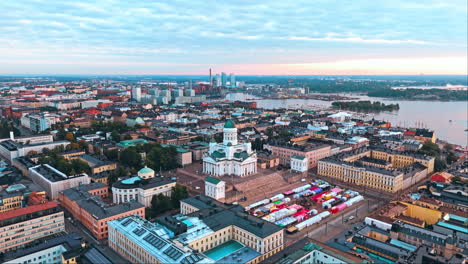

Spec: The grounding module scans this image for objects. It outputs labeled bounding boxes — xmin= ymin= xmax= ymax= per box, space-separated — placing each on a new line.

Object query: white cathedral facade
xmin=203 ymin=120 xmax=257 ymax=177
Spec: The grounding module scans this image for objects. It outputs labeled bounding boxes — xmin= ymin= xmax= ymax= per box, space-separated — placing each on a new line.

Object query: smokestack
xmin=209 ymin=68 xmax=212 ymax=87
xmin=9 ymin=131 xmax=14 ymax=140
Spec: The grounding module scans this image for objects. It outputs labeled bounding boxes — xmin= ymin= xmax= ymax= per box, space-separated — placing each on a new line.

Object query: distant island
xmin=331 ymin=101 xmax=400 ymax=112
xmin=367 ymin=89 xmax=467 ymax=101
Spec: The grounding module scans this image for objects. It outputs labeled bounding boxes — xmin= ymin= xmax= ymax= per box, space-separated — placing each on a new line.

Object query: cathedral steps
xmin=233 ymin=172 xmax=288 ymax=197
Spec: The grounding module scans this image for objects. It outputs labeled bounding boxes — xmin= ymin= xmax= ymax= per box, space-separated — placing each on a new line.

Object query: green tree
xmin=104 ymin=149 xmax=119 ymax=161
xmin=120 ymin=147 xmax=142 ymax=168
xmin=170 ymin=185 xmax=189 ymax=208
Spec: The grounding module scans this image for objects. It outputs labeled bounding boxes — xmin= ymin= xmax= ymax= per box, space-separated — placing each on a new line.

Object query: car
xmin=348 ymin=216 xmax=355 ymax=221
xmin=195 ymin=186 xmax=200 ymax=190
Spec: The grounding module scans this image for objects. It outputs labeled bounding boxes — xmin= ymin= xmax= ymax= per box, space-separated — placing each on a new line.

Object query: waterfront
xmin=225 ymin=93 xmax=468 ymax=146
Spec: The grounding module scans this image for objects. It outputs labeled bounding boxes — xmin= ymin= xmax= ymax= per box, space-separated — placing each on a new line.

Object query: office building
xmin=0 ymin=201 xmax=65 ymax=252
xmin=132 ymin=86 xmax=141 ymax=102
xmin=108 ymin=215 xmax=211 ymax=264
xmin=221 ymin=72 xmax=227 ymax=86
xmin=29 ymin=164 xmax=90 ymax=200
xmin=229 ymin=73 xmax=236 ymax=88
xmin=0 ymin=134 xmax=69 ymax=162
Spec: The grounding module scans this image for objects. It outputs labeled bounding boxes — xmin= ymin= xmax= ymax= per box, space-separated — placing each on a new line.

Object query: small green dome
xmin=224 ymin=119 xmax=236 ymax=128
xmin=138 ymin=166 xmax=154 ymax=174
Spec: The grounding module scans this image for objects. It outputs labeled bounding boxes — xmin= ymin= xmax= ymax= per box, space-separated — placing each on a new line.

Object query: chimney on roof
xmin=10 ymin=131 xmax=14 ymax=140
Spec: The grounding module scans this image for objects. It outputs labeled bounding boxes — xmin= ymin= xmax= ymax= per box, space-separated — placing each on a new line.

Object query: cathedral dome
xmin=224 ymin=119 xmax=236 ymax=128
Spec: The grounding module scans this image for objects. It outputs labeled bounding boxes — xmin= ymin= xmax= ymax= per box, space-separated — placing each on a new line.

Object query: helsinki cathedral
xmin=203 ymin=120 xmax=257 ymax=177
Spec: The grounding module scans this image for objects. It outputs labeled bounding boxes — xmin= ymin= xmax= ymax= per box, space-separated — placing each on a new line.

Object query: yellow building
xmin=0 ymin=193 xmax=23 ymax=213
xmin=318 ymin=146 xmax=434 ymax=193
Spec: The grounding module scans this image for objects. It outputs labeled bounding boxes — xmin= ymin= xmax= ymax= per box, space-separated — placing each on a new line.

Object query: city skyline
xmin=1 ymin=0 xmax=467 ymax=75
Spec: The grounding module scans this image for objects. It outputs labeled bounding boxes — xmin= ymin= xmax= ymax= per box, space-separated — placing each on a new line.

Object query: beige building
xmin=112 ymin=167 xmax=176 ymax=207
xmin=179 ymin=195 xmax=284 ymax=262
xmin=266 ymin=143 xmax=331 ymax=169
xmin=0 ymin=201 xmax=65 ymax=252
xmin=318 ymin=146 xmax=433 ymax=193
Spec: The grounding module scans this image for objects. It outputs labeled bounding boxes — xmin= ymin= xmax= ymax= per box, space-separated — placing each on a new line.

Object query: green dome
xmin=138 ymin=166 xmax=154 ymax=174
xmin=224 ymin=119 xmax=236 ymax=128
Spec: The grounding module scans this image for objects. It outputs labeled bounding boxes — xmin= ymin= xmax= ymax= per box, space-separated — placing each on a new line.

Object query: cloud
xmin=0 ymin=0 xmax=466 ymax=74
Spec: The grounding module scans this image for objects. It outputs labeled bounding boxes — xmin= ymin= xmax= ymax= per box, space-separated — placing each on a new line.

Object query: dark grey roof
xmin=3 ymin=233 xmax=83 ymax=261
xmin=181 ymin=195 xmax=283 ymax=238
xmin=62 ymin=187 xmax=144 ymax=220
xmin=112 ymin=176 xmax=173 ymax=190
xmin=391 ymin=221 xmax=449 ymax=246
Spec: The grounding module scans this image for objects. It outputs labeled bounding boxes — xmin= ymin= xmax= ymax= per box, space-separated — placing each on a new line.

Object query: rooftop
xmin=181 ymin=195 xmax=283 ymax=238
xmin=61 ymin=187 xmax=143 ymax=220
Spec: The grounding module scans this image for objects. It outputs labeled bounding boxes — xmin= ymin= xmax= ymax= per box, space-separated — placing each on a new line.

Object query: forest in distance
xmin=331 ymin=101 xmax=400 ymax=112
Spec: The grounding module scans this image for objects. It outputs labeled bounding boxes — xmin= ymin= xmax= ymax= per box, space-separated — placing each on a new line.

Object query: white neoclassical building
xmin=205 ymin=176 xmax=225 ymax=201
xmin=112 ymin=166 xmax=176 ymax=207
xmin=203 ymin=120 xmax=257 ymax=177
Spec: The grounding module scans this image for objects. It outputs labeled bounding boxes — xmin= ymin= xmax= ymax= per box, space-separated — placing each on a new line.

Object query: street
xmin=64 ymin=217 xmax=128 ymax=264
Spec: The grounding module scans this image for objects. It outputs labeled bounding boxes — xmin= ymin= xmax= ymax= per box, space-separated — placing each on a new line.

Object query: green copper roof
xmin=291 ymin=155 xmax=306 ymax=160
xmin=234 ymin=151 xmax=250 ymax=161
xmin=138 ymin=166 xmax=154 ymax=174
xmin=205 ymin=176 xmax=221 ymax=185
xmin=224 ymin=119 xmax=236 ymax=128
xmin=211 ymin=151 xmax=226 ymax=160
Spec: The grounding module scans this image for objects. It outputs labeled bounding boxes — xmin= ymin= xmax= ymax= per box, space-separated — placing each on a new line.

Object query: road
xmin=64 ymin=217 xmax=128 ymax=264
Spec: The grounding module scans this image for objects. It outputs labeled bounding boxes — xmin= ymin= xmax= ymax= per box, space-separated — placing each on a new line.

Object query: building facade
xmin=112 ymin=167 xmax=176 ymax=207
xmin=204 ymin=177 xmax=225 ymax=201
xmin=267 ymin=143 xmax=331 ymax=169
xmin=58 ymin=184 xmax=144 ymax=240
xmin=0 ymin=201 xmax=65 ymax=253
xmin=29 ymin=164 xmax=90 ymax=200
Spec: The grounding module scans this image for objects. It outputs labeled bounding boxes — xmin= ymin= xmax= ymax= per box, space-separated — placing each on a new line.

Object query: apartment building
xmin=0 ymin=201 xmax=65 ymax=252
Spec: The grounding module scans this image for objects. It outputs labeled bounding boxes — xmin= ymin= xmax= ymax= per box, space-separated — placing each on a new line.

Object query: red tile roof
xmin=0 ymin=201 xmax=58 ymax=221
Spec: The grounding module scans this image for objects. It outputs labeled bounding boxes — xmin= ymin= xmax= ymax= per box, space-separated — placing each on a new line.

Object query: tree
xmin=446 ymin=152 xmax=458 ymax=165
xmin=170 ymin=185 xmax=189 ymax=208
xmin=104 ymin=149 xmax=119 ymax=161
xmin=434 ymin=157 xmax=447 ymax=172
xmin=120 ymin=147 xmax=142 ymax=168
xmin=108 ymin=173 xmax=119 ymax=187
xmin=151 ymin=194 xmax=172 ymax=214
xmin=108 ymin=167 xmax=128 ymax=187
xmin=146 ymin=145 xmax=178 ymax=171
xmin=418 ymin=141 xmax=441 ymax=157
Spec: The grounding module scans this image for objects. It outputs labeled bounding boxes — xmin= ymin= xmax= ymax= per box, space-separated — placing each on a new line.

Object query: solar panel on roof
xmin=121 ymin=218 xmax=133 ymax=226
xmin=164 ymin=246 xmax=183 ymax=260
xmin=143 ymin=233 xmax=167 ymax=249
xmin=132 ymin=228 xmax=146 ymax=236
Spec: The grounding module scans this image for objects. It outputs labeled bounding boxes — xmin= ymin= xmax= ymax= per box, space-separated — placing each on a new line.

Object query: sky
xmin=0 ymin=0 xmax=467 ymax=75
